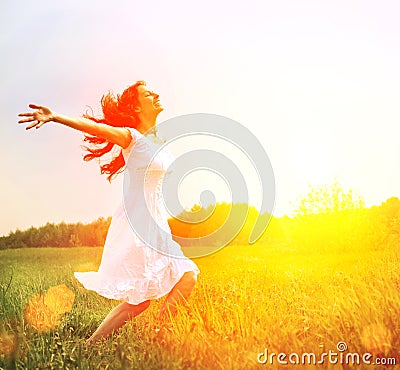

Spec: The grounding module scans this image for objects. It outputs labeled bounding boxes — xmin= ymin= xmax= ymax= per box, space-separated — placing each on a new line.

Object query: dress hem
xmin=74 ymin=265 xmax=200 ymax=305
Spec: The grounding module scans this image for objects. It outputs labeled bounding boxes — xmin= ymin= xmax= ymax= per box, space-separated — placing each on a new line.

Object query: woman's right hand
xmin=18 ymin=104 xmax=55 ymax=130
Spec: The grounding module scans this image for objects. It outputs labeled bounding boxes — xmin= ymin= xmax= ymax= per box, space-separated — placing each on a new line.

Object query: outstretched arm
xmin=18 ymin=104 xmax=132 ymax=148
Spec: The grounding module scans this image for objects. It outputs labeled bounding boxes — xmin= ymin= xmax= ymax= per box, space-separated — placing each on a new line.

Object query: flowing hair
xmin=82 ymin=80 xmax=146 ymax=182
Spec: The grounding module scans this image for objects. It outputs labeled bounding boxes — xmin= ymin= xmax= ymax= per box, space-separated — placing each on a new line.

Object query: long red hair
xmin=82 ymin=80 xmax=145 ymax=181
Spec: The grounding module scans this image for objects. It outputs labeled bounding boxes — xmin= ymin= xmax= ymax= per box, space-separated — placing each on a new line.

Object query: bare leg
xmin=86 ymin=300 xmax=150 ymax=345
xmin=158 ymin=271 xmax=197 ymax=321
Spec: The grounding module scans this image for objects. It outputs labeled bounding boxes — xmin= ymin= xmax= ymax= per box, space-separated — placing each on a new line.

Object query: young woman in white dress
xmin=18 ymin=81 xmax=200 ymax=344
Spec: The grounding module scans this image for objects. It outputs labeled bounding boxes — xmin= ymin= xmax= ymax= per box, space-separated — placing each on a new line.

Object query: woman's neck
xmin=136 ymin=119 xmax=157 ymax=135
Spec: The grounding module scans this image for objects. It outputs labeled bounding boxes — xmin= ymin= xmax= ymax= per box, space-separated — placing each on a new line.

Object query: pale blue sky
xmin=1 ymin=0 xmax=399 ymax=235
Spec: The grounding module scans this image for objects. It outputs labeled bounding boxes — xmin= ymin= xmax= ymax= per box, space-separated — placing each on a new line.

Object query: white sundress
xmin=74 ymin=127 xmax=200 ymax=304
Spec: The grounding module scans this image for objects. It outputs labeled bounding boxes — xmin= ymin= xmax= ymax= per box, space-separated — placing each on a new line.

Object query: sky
xmin=1 ymin=0 xmax=399 ymax=236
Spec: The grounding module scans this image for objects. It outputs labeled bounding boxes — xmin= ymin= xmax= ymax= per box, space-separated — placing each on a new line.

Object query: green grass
xmin=0 ymin=245 xmax=399 ymax=369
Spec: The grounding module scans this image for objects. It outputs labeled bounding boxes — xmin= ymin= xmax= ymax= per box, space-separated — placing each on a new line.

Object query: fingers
xmin=18 ymin=112 xmax=34 ymax=124
xmin=26 ymin=121 xmax=38 ymax=130
xmin=25 ymin=120 xmax=46 ymax=130
xmin=18 ymin=104 xmax=48 ymax=130
xmin=18 ymin=105 xmax=40 ymax=126
xmin=18 ymin=117 xmax=36 ymax=124
xmin=29 ymin=103 xmax=43 ymax=109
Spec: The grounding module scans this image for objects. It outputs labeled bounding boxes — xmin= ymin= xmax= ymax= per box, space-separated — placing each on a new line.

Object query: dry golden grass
xmin=0 ymin=241 xmax=399 ymax=369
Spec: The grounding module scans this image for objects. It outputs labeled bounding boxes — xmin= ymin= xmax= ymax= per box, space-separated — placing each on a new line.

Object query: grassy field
xmin=0 ymin=244 xmax=399 ymax=369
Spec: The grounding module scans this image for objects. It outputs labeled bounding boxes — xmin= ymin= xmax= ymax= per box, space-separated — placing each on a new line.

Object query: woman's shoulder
xmin=122 ymin=127 xmax=148 ymax=149
xmin=123 ymin=126 xmax=144 ymax=139
xmin=121 ymin=127 xmax=150 ymax=160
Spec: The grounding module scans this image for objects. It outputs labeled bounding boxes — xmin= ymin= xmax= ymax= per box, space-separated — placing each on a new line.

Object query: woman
xmin=18 ymin=81 xmax=200 ymax=344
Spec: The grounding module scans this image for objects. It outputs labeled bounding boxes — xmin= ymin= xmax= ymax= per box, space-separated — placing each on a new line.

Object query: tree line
xmin=1 ymin=182 xmax=399 ymax=251
xmin=0 ymin=217 xmax=111 ymax=250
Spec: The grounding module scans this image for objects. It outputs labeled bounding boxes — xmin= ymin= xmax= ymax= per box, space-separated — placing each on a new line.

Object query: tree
xmin=290 ymin=181 xmax=366 ymax=252
xmin=294 ymin=180 xmax=365 ymax=217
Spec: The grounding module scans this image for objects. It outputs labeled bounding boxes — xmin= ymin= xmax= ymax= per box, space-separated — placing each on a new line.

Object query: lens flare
xmin=24 ymin=294 xmax=60 ymax=332
xmin=24 ymin=285 xmax=75 ymax=332
xmin=44 ymin=284 xmax=75 ymax=315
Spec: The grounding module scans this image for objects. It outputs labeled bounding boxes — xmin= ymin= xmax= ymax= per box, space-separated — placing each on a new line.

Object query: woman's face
xmin=136 ymin=85 xmax=164 ymax=118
